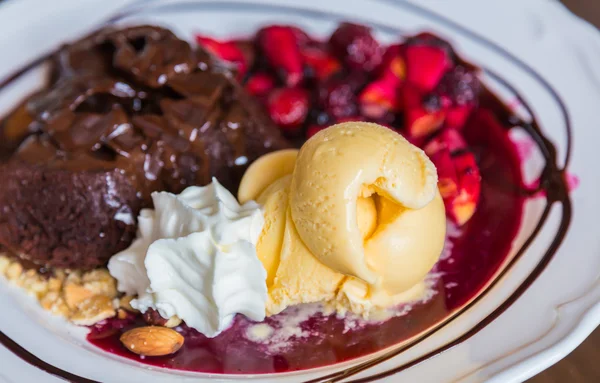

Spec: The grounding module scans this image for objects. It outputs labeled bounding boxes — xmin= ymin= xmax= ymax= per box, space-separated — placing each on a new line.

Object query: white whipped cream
xmin=107 ymin=178 xmax=267 ymax=337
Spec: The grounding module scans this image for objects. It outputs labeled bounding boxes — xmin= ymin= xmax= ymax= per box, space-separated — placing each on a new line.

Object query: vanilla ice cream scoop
xmin=290 ymin=122 xmax=439 ymax=285
xmin=240 ymin=122 xmax=446 ymax=316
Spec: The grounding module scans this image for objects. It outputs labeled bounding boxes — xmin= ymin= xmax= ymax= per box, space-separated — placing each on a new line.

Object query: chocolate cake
xmin=0 ymin=26 xmax=290 ymax=270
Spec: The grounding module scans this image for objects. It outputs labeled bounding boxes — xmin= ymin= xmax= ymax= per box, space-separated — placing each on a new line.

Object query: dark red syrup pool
xmin=88 ymin=24 xmax=526 ymax=374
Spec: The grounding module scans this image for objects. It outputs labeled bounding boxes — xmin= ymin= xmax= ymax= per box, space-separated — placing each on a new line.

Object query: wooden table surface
xmin=527 ymin=1 xmax=599 ymax=382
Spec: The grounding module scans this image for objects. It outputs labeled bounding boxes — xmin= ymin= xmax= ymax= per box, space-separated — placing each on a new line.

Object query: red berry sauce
xmin=88 ymin=24 xmax=526 ymax=375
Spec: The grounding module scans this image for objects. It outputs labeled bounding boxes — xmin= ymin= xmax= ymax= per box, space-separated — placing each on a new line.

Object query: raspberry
xmin=328 ymin=22 xmax=382 ymax=72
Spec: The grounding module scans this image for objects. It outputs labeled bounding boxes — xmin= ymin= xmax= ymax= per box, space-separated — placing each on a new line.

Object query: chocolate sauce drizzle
xmin=0 ymin=1 xmax=572 ymax=382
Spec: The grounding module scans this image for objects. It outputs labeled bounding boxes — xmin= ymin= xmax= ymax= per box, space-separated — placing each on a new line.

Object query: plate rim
xmin=0 ymin=0 xmax=597 ymax=382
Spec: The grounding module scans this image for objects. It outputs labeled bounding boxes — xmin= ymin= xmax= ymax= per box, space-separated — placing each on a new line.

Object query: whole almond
xmin=120 ymin=326 xmax=184 ymax=357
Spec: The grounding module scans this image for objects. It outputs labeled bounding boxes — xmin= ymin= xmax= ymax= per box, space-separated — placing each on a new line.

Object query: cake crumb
xmin=0 ymin=253 xmax=119 ymax=326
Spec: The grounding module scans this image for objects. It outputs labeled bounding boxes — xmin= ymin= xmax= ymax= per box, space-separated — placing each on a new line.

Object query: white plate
xmin=1 ymin=0 xmax=599 ymax=382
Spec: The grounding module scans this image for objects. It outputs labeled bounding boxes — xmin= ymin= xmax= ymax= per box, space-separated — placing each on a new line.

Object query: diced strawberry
xmin=404 ymin=45 xmax=452 ymax=91
xmin=426 ymin=147 xmax=459 ymax=199
xmin=328 ymin=22 xmax=383 ymax=72
xmin=195 ymin=35 xmax=247 ymax=79
xmin=267 ymin=88 xmax=310 ymax=133
xmin=301 ymin=46 xmax=342 ymax=80
xmin=378 ymin=44 xmax=401 ymax=73
xmin=256 ymin=26 xmax=304 ymax=87
xmin=442 ymin=129 xmax=467 ymax=152
xmin=451 ymin=152 xmax=481 ymax=225
xmin=403 ymin=85 xmax=444 ymax=138
xmin=382 ymin=56 xmax=406 ymax=83
xmin=245 ymin=72 xmax=276 ymax=97
xmin=445 ymin=105 xmax=473 ymax=129
xmin=425 ymin=131 xmax=480 ymax=225
xmin=378 ymin=45 xmax=406 ymax=81
xmin=358 ymin=77 xmax=402 ymax=119
xmin=425 ymin=129 xmax=466 ymax=155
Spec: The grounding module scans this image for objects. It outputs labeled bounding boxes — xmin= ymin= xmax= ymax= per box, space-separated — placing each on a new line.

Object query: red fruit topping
xmin=329 ymin=22 xmax=383 ymax=72
xmin=425 ymin=131 xmax=481 ymax=225
xmin=195 ymin=35 xmax=247 ymax=78
xmin=406 ymin=110 xmax=445 ymax=140
xmin=290 ymin=26 xmax=312 ymax=46
xmin=267 ymin=88 xmax=310 ymax=132
xmin=405 ymin=32 xmax=455 ymax=57
xmin=382 ymin=55 xmax=407 ymax=82
xmin=425 ymin=129 xmax=466 ymax=154
xmin=445 ymin=105 xmax=474 ymax=129
xmin=435 ymin=65 xmax=480 ymax=107
xmin=245 ymin=73 xmax=276 ymax=97
xmin=318 ymin=78 xmax=360 ymax=119
xmin=450 ymin=152 xmax=481 ymax=225
xmin=301 ymin=46 xmax=342 ymax=80
xmin=403 ymin=85 xmax=444 ymax=138
xmin=426 ymin=144 xmax=459 ymax=198
xmin=257 ymin=26 xmax=304 ymax=87
xmin=378 ymin=44 xmax=401 ymax=73
xmin=359 ymin=78 xmax=402 ymax=119
xmin=377 ymin=45 xmax=406 ymax=82
xmin=404 ymin=45 xmax=452 ymax=91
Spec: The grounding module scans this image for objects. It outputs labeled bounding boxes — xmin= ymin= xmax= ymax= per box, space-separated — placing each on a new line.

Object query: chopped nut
xmin=53 ymin=269 xmax=67 ymax=282
xmin=47 ymin=277 xmax=63 ymax=292
xmin=64 ymin=283 xmax=94 ymax=309
xmin=24 ymin=269 xmax=37 ymax=278
xmin=143 ymin=308 xmax=168 ymax=326
xmin=0 ymin=255 xmax=11 ymax=275
xmin=65 ymin=270 xmax=82 ymax=285
xmin=70 ymin=295 xmax=116 ymax=326
xmin=117 ymin=308 xmax=129 ymax=320
xmin=40 ymin=292 xmax=58 ymax=311
xmin=120 ymin=326 xmax=184 ymax=356
xmin=6 ymin=262 xmax=23 ymax=280
xmin=24 ymin=277 xmax=49 ymax=299
xmin=164 ymin=316 xmax=182 ymax=328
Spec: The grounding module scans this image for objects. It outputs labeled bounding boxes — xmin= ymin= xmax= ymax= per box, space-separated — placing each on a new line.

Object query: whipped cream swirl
xmin=108 ymin=179 xmax=266 ymax=337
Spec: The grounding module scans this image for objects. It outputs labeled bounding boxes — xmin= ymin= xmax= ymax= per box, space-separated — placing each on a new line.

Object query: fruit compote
xmin=89 ymin=23 xmax=525 ymax=374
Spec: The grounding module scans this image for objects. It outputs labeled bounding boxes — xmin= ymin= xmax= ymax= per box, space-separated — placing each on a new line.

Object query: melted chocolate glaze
xmin=0 ymin=24 xmax=289 ymax=270
xmin=2 ymin=25 xmax=287 ymax=200
xmin=0 ymin=1 xmax=572 ymax=382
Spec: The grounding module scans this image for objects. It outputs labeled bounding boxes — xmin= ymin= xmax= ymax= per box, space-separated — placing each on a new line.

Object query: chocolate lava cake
xmin=0 ymin=26 xmax=289 ymax=270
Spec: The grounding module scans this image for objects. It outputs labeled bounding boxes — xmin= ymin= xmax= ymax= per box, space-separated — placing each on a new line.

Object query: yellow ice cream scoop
xmin=240 ymin=122 xmax=446 ymax=316
xmin=238 ymin=149 xmax=298 ymax=204
xmin=290 ymin=122 xmax=439 ymax=286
